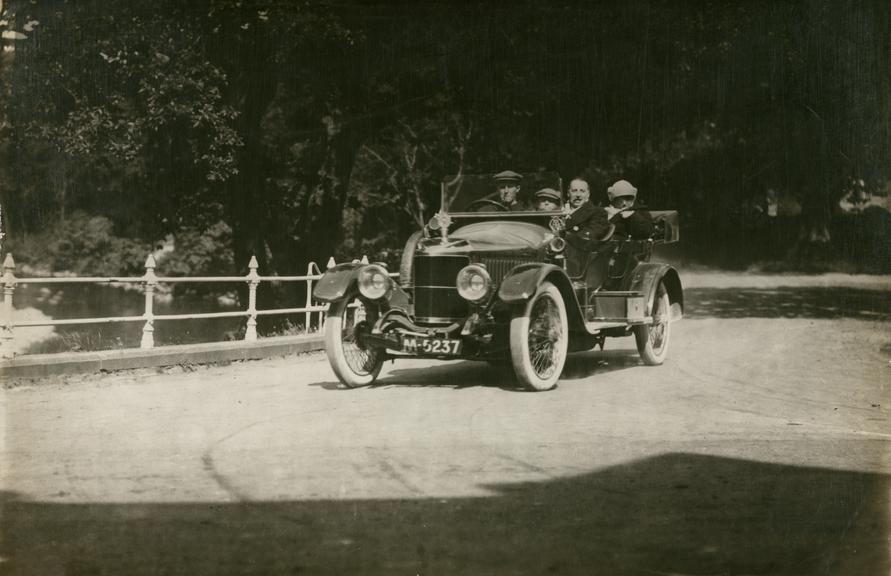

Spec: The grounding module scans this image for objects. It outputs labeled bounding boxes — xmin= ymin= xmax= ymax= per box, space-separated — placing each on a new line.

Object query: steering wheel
xmin=465 ymin=199 xmax=509 ymax=212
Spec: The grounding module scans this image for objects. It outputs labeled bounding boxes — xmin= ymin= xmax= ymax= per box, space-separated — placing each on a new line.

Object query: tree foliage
xmin=1 ymin=0 xmax=888 ymax=276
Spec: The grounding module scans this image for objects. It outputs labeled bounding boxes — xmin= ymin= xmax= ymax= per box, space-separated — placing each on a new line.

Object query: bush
xmin=11 ymin=212 xmax=148 ymax=276
xmin=7 ymin=213 xmax=237 ymax=281
xmin=154 ymin=220 xmax=234 ymax=277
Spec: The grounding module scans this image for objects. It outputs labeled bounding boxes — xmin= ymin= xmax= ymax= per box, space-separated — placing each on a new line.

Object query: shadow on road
xmin=685 ymin=287 xmax=890 ymax=320
xmin=561 ymin=349 xmax=642 ymax=381
xmin=312 ymin=350 xmax=642 ymax=391
xmin=384 ymin=360 xmax=512 ymax=390
xmin=2 ymin=452 xmax=886 ymax=575
xmin=309 ymin=360 xmax=514 ymax=391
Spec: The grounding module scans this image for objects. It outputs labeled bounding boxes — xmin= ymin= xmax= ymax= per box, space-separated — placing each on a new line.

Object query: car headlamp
xmin=456 ymin=264 xmax=491 ymax=303
xmin=548 ymin=236 xmax=566 ymax=254
xmin=357 ymin=264 xmax=391 ymax=300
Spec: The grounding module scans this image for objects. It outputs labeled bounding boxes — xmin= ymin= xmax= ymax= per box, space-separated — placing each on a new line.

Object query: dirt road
xmin=2 ymin=276 xmax=890 ymax=575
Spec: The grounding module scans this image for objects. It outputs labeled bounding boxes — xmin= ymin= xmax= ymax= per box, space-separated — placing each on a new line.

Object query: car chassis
xmin=313 ymin=173 xmax=683 ymax=391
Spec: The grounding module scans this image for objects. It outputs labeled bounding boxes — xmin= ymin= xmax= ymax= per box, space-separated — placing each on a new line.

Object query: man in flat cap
xmin=534 ymin=187 xmax=562 ymax=211
xmin=493 ymin=170 xmax=524 ymax=211
xmin=605 ymin=179 xmax=654 ymax=238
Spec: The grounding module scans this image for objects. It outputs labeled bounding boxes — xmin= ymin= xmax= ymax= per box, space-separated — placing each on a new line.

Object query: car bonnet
xmin=448 ymin=220 xmax=552 ymax=252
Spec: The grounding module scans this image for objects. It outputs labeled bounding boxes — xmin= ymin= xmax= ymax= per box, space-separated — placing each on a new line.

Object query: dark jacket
xmin=609 ymin=207 xmax=654 ymax=239
xmin=565 ymin=201 xmax=611 ymax=249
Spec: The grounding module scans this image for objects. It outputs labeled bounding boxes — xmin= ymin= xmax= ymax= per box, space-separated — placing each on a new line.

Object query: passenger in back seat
xmin=604 ymin=180 xmax=654 ymax=239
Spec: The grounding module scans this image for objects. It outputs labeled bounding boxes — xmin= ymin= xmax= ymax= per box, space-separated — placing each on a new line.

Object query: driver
xmin=493 ymin=170 xmax=524 ymax=211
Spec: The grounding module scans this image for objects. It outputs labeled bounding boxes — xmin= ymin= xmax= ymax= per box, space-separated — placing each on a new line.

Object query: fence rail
xmin=0 ymin=252 xmax=396 ymax=359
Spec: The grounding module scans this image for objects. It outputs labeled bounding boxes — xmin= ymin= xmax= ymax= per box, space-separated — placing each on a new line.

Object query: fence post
xmin=305 ymin=261 xmax=315 ymax=331
xmin=141 ymin=254 xmax=157 ymax=349
xmin=245 ymin=255 xmax=259 ymax=341
xmin=315 ymin=257 xmax=336 ymax=329
xmin=1 ymin=253 xmax=16 ymax=359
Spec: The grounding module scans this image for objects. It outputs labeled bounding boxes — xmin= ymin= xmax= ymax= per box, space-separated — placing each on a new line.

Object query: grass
xmin=260 ymin=319 xmax=321 ymax=338
xmin=19 ymin=318 xmax=322 ymax=356
xmin=23 ymin=331 xmax=129 ymax=355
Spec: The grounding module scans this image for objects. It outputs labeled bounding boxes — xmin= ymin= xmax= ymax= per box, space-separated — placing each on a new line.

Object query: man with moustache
xmin=564 ymin=177 xmax=610 ymax=246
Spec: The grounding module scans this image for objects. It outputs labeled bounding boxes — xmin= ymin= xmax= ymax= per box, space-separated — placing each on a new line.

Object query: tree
xmin=2 ymin=0 xmax=887 ymax=277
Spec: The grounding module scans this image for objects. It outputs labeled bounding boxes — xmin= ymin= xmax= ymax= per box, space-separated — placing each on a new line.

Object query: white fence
xmin=0 ymin=252 xmax=396 ymax=359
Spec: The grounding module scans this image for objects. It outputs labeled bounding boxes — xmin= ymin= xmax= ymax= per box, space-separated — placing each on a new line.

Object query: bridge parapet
xmin=0 ymin=253 xmax=397 ymax=359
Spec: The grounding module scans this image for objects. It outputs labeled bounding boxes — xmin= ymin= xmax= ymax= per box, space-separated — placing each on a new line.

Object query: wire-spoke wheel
xmin=323 ymin=295 xmax=383 ymax=387
xmin=509 ymin=281 xmax=568 ymax=391
xmin=634 ymin=281 xmax=672 ymax=365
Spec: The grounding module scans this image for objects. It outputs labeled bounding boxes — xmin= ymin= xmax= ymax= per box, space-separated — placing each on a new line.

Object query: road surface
xmin=2 ymin=276 xmax=890 ymax=575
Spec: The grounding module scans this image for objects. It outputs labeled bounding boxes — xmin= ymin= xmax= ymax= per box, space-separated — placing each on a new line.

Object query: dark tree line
xmin=1 ymin=0 xmax=888 ymax=279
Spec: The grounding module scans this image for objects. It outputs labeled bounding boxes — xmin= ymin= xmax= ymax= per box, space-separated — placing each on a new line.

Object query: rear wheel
xmin=634 ymin=282 xmax=671 ymax=365
xmin=323 ymin=295 xmax=383 ymax=387
xmin=509 ymin=282 xmax=569 ymax=391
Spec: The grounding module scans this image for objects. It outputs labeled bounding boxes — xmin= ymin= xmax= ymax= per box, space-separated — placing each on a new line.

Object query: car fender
xmin=398 ymin=230 xmax=425 ymax=289
xmin=623 ymin=263 xmax=684 ymax=320
xmin=312 ymin=263 xmax=364 ymax=302
xmin=497 ymin=263 xmax=587 ymax=332
xmin=312 ymin=262 xmax=410 ymax=310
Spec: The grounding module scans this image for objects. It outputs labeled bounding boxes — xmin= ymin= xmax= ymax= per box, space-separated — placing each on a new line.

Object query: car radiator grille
xmin=478 ymin=257 xmax=527 ymax=284
xmin=413 ymin=254 xmax=469 ymax=323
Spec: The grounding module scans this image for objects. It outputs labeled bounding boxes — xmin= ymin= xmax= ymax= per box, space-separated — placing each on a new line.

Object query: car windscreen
xmin=441 ymin=172 xmax=563 ymax=214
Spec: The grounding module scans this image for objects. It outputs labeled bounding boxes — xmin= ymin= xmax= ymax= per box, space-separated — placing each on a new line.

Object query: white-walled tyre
xmin=323 ymin=295 xmax=383 ymax=387
xmin=634 ymin=282 xmax=671 ymax=365
xmin=509 ymin=281 xmax=569 ymax=391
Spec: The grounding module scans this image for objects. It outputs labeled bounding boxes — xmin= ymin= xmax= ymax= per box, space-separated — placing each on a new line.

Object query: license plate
xmin=402 ymin=336 xmax=462 ymax=355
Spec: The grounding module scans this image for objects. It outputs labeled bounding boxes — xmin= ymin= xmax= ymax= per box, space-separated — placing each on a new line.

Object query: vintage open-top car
xmin=313 ymin=172 xmax=683 ymax=391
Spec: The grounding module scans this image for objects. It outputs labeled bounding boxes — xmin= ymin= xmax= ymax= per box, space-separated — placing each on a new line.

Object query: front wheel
xmin=323 ymin=295 xmax=384 ymax=387
xmin=634 ymin=282 xmax=671 ymax=365
xmin=509 ymin=281 xmax=569 ymax=391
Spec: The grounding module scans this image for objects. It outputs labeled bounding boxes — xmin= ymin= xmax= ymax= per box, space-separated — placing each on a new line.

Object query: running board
xmin=584 ymin=321 xmax=628 ymax=332
xmin=581 ymin=290 xmax=649 ymax=334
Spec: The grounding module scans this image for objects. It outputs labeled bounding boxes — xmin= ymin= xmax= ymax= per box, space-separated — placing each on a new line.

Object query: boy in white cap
xmin=533 ymin=187 xmax=563 ymax=211
xmin=605 ymin=179 xmax=654 ymax=238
